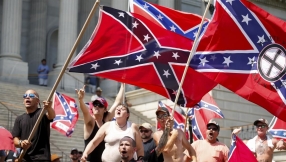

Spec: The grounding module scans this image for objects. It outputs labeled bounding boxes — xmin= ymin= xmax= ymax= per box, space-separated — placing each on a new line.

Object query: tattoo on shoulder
xmin=156 ymin=128 xmax=170 ymax=156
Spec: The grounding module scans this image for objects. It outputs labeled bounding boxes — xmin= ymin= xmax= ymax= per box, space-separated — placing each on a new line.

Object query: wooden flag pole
xmin=171 ymin=0 xmax=212 ymax=117
xmin=184 ymin=108 xmax=190 ymax=133
xmin=17 ymin=0 xmax=101 ymax=161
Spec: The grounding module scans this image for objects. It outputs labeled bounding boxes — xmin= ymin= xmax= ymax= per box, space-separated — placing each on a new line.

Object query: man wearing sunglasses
xmin=76 ymin=83 xmax=124 ymax=162
xmin=139 ymin=123 xmax=163 ymax=162
xmin=12 ymin=89 xmax=55 ymax=161
xmin=232 ymin=118 xmax=286 ymax=162
xmin=188 ymin=120 xmax=229 ymax=162
xmin=153 ymin=107 xmax=197 ymax=162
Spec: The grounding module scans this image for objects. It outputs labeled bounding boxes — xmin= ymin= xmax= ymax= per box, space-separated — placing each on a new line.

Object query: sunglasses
xmin=256 ymin=125 xmax=267 ymax=128
xmin=140 ymin=129 xmax=150 ymax=133
xmin=23 ymin=93 xmax=38 ymax=99
xmin=207 ymin=127 xmax=218 ymax=131
xmin=93 ymin=102 xmax=105 ymax=108
xmin=157 ymin=114 xmax=168 ymax=120
xmin=71 ymin=151 xmax=78 ymax=155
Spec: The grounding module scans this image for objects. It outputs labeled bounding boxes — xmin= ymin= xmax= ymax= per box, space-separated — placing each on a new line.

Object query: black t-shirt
xmin=12 ymin=108 xmax=53 ymax=161
xmin=143 ymin=138 xmax=164 ymax=162
xmin=84 ymin=121 xmax=105 ymax=162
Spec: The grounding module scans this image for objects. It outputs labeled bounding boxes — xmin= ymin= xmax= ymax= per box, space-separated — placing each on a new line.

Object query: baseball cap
xmin=155 ymin=107 xmax=170 ymax=116
xmin=254 ymin=118 xmax=269 ymax=126
xmin=92 ymin=97 xmax=108 ymax=108
xmin=51 ymin=154 xmax=62 ymax=161
xmin=96 ymin=87 xmax=102 ymax=92
xmin=207 ymin=120 xmax=220 ymax=132
xmin=70 ymin=148 xmax=78 ymax=154
xmin=139 ymin=123 xmax=152 ymax=130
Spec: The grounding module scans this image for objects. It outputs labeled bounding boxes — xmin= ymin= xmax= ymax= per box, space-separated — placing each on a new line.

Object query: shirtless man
xmin=153 ymin=106 xmax=196 ymax=162
xmin=233 ymin=118 xmax=286 ymax=162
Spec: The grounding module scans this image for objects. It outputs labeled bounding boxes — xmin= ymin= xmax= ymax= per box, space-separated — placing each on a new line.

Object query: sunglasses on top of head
xmin=23 ymin=93 xmax=38 ymax=99
xmin=93 ymin=102 xmax=105 ymax=108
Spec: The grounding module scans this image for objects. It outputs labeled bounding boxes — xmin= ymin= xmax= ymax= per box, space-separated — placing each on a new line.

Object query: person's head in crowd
xmin=119 ymin=136 xmax=137 ymax=161
xmin=139 ymin=123 xmax=153 ymax=142
xmin=156 ymin=106 xmax=170 ymax=129
xmin=70 ymin=148 xmax=78 ymax=161
xmin=91 ymin=97 xmax=108 ymax=118
xmin=23 ymin=89 xmax=40 ymax=111
xmin=253 ymin=118 xmax=269 ymax=136
xmin=96 ymin=87 xmax=102 ymax=97
xmin=51 ymin=154 xmax=62 ymax=162
xmin=206 ymin=119 xmax=220 ymax=143
xmin=115 ymin=104 xmax=130 ymax=121
xmin=77 ymin=151 xmax=83 ymax=160
xmin=41 ymin=59 xmax=46 ymax=65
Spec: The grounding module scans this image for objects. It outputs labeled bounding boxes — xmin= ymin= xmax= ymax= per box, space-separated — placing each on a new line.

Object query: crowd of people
xmin=0 ymin=85 xmax=285 ymax=162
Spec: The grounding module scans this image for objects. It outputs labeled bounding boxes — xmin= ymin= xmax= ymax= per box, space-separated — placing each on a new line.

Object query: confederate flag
xmin=68 ymin=6 xmax=217 ymax=107
xmin=269 ymin=117 xmax=286 ymax=140
xmin=194 ymin=0 xmax=286 ymax=121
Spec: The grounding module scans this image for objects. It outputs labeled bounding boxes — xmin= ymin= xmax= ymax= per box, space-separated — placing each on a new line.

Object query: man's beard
xmin=141 ymin=134 xmax=150 ymax=139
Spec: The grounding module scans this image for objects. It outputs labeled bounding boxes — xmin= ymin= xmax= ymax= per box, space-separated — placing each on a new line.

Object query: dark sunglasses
xmin=23 ymin=93 xmax=38 ymax=99
xmin=140 ymin=129 xmax=150 ymax=133
xmin=93 ymin=102 xmax=105 ymax=108
xmin=157 ymin=114 xmax=168 ymax=120
xmin=207 ymin=127 xmax=218 ymax=131
xmin=256 ymin=125 xmax=267 ymax=128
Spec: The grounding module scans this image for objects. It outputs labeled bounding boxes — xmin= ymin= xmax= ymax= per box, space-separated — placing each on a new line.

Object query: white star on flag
xmin=226 ymin=0 xmax=235 ymax=5
xmin=163 ymin=69 xmax=171 ymax=78
xmin=204 ymin=104 xmax=208 ymax=107
xmin=91 ymin=63 xmax=100 ymax=70
xmin=118 ymin=12 xmax=124 ymax=17
xmin=132 ymin=21 xmax=139 ymax=28
xmin=257 ymin=35 xmax=266 ymax=45
xmin=199 ymin=57 xmax=209 ymax=66
xmin=114 ymin=59 xmax=123 ymax=65
xmin=193 ymin=126 xmax=197 ymax=130
xmin=193 ymin=31 xmax=198 ymax=38
xmin=210 ymin=55 xmax=216 ymax=61
xmin=157 ymin=14 xmax=163 ymax=20
xmin=153 ymin=51 xmax=161 ymax=59
xmin=143 ymin=3 xmax=149 ymax=9
xmin=136 ymin=55 xmax=143 ymax=62
xmin=170 ymin=25 xmax=176 ymax=32
xmin=247 ymin=57 xmax=257 ymax=66
xmin=143 ymin=34 xmax=150 ymax=42
xmin=223 ymin=56 xmax=233 ymax=67
xmin=241 ymin=14 xmax=252 ymax=25
xmin=172 ymin=52 xmax=180 ymax=60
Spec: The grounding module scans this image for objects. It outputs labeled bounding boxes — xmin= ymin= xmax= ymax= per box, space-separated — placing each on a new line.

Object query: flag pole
xmin=171 ymin=0 xmax=212 ymax=117
xmin=17 ymin=0 xmax=101 ymax=161
xmin=183 ymin=108 xmax=190 ymax=133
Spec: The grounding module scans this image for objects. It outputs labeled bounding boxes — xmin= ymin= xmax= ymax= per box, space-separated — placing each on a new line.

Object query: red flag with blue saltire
xmin=129 ymin=0 xmax=209 ymax=40
xmin=51 ymin=92 xmax=79 ymax=137
xmin=269 ymin=117 xmax=286 ymax=140
xmin=188 ymin=93 xmax=224 ymax=140
xmin=193 ymin=0 xmax=286 ymax=122
xmin=68 ymin=6 xmax=217 ymax=107
xmin=157 ymin=101 xmax=189 ymax=139
xmin=228 ymin=134 xmax=257 ymax=162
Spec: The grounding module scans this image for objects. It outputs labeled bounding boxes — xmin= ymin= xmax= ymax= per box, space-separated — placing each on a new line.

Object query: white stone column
xmin=50 ymin=0 xmax=84 ymax=92
xmin=201 ymin=0 xmax=213 ymax=19
xmin=27 ymin=0 xmax=48 ymax=84
xmin=158 ymin=0 xmax=175 ymax=8
xmin=111 ymin=0 xmax=128 ymax=11
xmin=0 ymin=0 xmax=29 ymax=84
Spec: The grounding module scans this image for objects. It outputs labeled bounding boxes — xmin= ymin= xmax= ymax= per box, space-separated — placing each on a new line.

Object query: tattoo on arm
xmin=156 ymin=128 xmax=170 ymax=156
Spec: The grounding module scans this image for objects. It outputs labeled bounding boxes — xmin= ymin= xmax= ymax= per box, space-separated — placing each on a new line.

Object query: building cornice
xmin=250 ymin=0 xmax=286 ymax=9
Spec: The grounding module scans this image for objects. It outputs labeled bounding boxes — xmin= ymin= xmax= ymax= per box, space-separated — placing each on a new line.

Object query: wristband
xmin=137 ymin=156 xmax=143 ymax=160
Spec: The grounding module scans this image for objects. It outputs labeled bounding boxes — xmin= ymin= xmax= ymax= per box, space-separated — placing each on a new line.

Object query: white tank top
xmin=101 ymin=121 xmax=134 ymax=162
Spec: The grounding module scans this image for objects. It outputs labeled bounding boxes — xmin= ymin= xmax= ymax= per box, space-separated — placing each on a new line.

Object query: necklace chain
xmin=116 ymin=122 xmax=127 ymax=128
